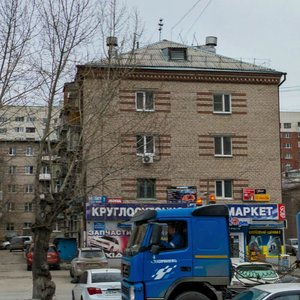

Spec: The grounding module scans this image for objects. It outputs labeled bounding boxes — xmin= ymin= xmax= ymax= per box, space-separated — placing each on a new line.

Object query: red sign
xmin=243 ymin=188 xmax=255 ymax=201
xmin=278 ymin=204 xmax=286 ymax=220
xmin=107 ymin=197 xmax=123 ymax=204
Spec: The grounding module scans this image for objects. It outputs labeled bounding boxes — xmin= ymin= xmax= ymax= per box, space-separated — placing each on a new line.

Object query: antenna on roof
xmin=158 ymin=18 xmax=164 ymax=41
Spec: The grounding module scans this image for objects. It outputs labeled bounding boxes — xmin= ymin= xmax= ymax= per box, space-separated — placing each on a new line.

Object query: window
xmin=6 ymin=202 xmax=15 ymax=211
xmin=9 ymin=165 xmax=17 ymax=174
xmin=8 ymin=184 xmax=16 ymax=192
xmin=0 ymin=116 xmax=8 ymax=123
xmin=6 ymin=223 xmax=14 ymax=231
xmin=15 ymin=116 xmax=24 ymax=122
xmin=298 ymin=122 xmax=300 ymax=127
xmin=137 ymin=178 xmax=156 ymax=199
xmin=213 ymin=94 xmax=231 ymax=113
xmin=27 ymin=116 xmax=36 ymax=122
xmin=25 ymin=166 xmax=34 ymax=175
xmin=136 ymin=135 xmax=154 ymax=155
xmin=136 ymin=91 xmax=154 ymax=111
xmin=284 ymin=143 xmax=292 ymax=148
xmin=23 ymin=222 xmax=32 ymax=229
xmin=215 ymin=180 xmax=233 ymax=199
xmin=0 ymin=128 xmax=7 ymax=134
xmin=284 ymin=123 xmax=292 ymax=129
xmin=8 ymin=147 xmax=16 ymax=156
xmin=25 ymin=202 xmax=33 ymax=212
xmin=214 ymin=136 xmax=232 ymax=156
xmin=14 ymin=127 xmax=24 ymax=132
xmin=25 ymin=184 xmax=33 ymax=193
xmin=26 ymin=147 xmax=34 ymax=156
xmin=26 ymin=127 xmax=35 ymax=133
xmin=168 ymin=48 xmax=187 ymax=60
xmin=42 ymin=166 xmax=50 ymax=174
xmin=284 ymin=133 xmax=291 ymax=138
xmin=285 ymin=153 xmax=292 ymax=159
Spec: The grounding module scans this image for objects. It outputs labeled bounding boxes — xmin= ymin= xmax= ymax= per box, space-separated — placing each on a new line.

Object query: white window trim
xmin=215 ymin=180 xmax=233 ymax=200
xmin=214 ymin=136 xmax=232 ymax=157
xmin=135 ymin=91 xmax=155 ymax=112
xmin=213 ymin=94 xmax=232 ymax=114
xmin=136 ymin=135 xmax=155 ymax=156
xmin=25 ymin=166 xmax=34 ymax=175
xmin=8 ymin=147 xmax=16 ymax=156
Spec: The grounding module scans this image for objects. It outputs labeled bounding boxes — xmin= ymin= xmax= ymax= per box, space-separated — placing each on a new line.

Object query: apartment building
xmin=0 ymin=106 xmax=59 ymax=241
xmin=280 ymin=111 xmax=300 ymax=171
xmin=67 ymin=38 xmax=287 ymax=258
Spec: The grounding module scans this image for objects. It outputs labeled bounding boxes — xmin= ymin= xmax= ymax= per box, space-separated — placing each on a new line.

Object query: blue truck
xmin=121 ymin=204 xmax=232 ymax=300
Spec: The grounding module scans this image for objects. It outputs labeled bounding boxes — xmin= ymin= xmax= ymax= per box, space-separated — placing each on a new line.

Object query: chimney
xmin=198 ymin=36 xmax=217 ymax=53
xmin=106 ymin=36 xmax=118 ymax=58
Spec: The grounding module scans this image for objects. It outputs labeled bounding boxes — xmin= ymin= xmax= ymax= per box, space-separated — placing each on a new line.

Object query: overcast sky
xmin=126 ymin=0 xmax=300 ymax=111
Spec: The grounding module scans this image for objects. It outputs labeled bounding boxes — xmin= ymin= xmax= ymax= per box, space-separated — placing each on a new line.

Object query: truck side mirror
xmin=151 ymin=244 xmax=160 ymax=255
xmin=151 ymin=224 xmax=162 ymax=245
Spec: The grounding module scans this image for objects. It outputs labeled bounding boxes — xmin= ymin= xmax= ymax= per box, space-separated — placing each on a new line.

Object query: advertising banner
xmin=166 ymin=186 xmax=197 ymax=203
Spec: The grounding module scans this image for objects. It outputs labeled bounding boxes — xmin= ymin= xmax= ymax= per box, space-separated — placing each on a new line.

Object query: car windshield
xmin=236 ymin=264 xmax=277 ymax=279
xmin=80 ymin=250 xmax=105 ymax=258
xmin=232 ymin=288 xmax=269 ymax=300
xmin=125 ymin=224 xmax=147 ymax=256
xmin=92 ymin=273 xmax=121 ymax=283
xmin=291 ymin=240 xmax=298 ymax=245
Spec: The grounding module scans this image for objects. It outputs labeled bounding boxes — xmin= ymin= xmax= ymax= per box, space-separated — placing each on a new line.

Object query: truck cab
xmin=121 ymin=204 xmax=232 ymax=300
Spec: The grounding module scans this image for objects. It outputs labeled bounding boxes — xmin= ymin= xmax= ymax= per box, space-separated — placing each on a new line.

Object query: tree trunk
xmin=32 ymin=227 xmax=56 ymax=300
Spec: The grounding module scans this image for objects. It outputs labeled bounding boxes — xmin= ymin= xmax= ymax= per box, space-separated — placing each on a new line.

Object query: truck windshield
xmin=125 ymin=223 xmax=147 ymax=256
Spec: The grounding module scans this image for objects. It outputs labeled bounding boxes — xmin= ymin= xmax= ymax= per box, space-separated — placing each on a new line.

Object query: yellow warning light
xmin=196 ymin=198 xmax=203 ymax=206
xmin=209 ymin=194 xmax=216 ymax=203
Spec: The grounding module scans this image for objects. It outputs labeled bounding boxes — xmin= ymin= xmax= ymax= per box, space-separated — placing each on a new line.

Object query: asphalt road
xmin=0 ymin=249 xmax=73 ymax=300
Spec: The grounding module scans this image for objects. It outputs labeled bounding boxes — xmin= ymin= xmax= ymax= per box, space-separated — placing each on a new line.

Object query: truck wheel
xmin=175 ymin=292 xmax=210 ymax=300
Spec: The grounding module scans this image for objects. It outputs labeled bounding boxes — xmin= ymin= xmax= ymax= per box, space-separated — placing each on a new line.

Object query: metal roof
xmin=89 ymin=40 xmax=283 ymax=75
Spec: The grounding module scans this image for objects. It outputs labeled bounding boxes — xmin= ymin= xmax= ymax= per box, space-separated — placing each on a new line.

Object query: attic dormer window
xmin=168 ymin=47 xmax=187 ymax=61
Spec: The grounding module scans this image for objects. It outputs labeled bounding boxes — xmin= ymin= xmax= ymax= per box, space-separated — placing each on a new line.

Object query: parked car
xmin=9 ymin=236 xmax=32 ymax=252
xmin=26 ymin=244 xmax=60 ymax=271
xmin=89 ymin=236 xmax=121 ymax=254
xmin=1 ymin=240 xmax=11 ymax=250
xmin=286 ymin=238 xmax=298 ymax=255
xmin=231 ymin=262 xmax=279 ymax=287
xmin=70 ymin=247 xmax=108 ymax=279
xmin=72 ymin=268 xmax=121 ymax=300
xmin=232 ymin=282 xmax=300 ymax=300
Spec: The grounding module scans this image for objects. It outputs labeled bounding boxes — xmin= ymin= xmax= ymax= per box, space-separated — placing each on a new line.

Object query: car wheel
xmin=5 ymin=245 xmax=9 ymax=250
xmin=175 ymin=292 xmax=210 ymax=300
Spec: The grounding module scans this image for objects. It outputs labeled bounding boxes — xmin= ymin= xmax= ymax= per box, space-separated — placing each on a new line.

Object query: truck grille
xmin=122 ymin=284 xmax=129 ymax=299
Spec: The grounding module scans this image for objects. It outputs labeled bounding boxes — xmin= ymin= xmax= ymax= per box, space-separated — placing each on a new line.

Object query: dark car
xmin=26 ymin=244 xmax=60 ymax=271
xmin=9 ymin=236 xmax=33 ymax=252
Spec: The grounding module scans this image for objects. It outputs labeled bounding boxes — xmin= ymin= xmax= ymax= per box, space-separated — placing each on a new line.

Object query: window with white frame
xmin=25 ymin=166 xmax=34 ymax=175
xmin=284 ymin=133 xmax=291 ymax=138
xmin=8 ymin=184 xmax=16 ymax=192
xmin=283 ymin=143 xmax=292 ymax=148
xmin=6 ymin=223 xmax=14 ymax=231
xmin=213 ymin=94 xmax=231 ymax=113
xmin=53 ymin=222 xmax=62 ymax=232
xmin=284 ymin=123 xmax=292 ymax=129
xmin=6 ymin=202 xmax=15 ymax=211
xmin=14 ymin=127 xmax=24 ymax=132
xmin=25 ymin=184 xmax=34 ymax=193
xmin=23 ymin=222 xmax=32 ymax=229
xmin=137 ymin=178 xmax=156 ymax=199
xmin=136 ymin=135 xmax=155 ymax=155
xmin=26 ymin=127 xmax=35 ymax=133
xmin=9 ymin=165 xmax=17 ymax=174
xmin=8 ymin=147 xmax=16 ymax=156
xmin=136 ymin=91 xmax=154 ymax=111
xmin=15 ymin=116 xmax=24 ymax=122
xmin=214 ymin=136 xmax=232 ymax=156
xmin=27 ymin=116 xmax=36 ymax=122
xmin=215 ymin=180 xmax=233 ymax=199
xmin=25 ymin=202 xmax=33 ymax=212
xmin=26 ymin=146 xmax=34 ymax=156
xmin=42 ymin=166 xmax=50 ymax=174
xmin=284 ymin=153 xmax=292 ymax=159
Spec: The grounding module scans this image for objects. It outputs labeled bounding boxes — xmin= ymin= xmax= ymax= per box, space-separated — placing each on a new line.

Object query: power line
xmin=171 ymin=0 xmax=204 ymax=39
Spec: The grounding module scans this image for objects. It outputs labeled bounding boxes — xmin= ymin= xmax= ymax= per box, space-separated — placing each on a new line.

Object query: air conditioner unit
xmin=142 ymin=155 xmax=153 ymax=164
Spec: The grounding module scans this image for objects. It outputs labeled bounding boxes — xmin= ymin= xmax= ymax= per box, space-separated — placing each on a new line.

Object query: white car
xmin=231 ymin=262 xmax=279 ymax=287
xmin=72 ymin=268 xmax=121 ymax=300
xmin=90 ymin=236 xmax=121 ymax=254
xmin=232 ymin=282 xmax=300 ymax=300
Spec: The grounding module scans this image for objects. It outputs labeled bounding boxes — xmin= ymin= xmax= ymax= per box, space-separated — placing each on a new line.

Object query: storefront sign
xmin=228 ymin=204 xmax=286 ymax=226
xmin=166 ymin=186 xmax=197 ymax=203
xmin=254 ymin=194 xmax=270 ymax=201
xmin=86 ymin=203 xmax=188 ymax=221
xmin=243 ymin=188 xmax=270 ymax=202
